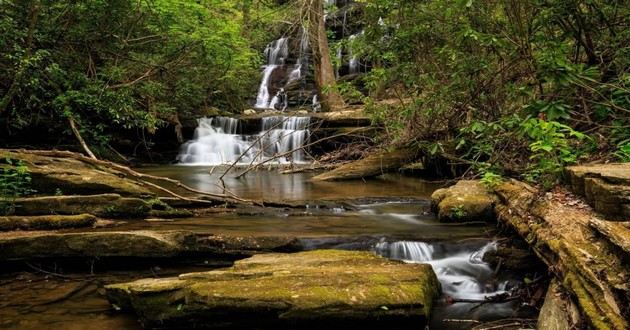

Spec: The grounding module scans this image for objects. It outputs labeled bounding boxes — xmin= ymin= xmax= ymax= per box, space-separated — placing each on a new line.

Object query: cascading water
xmin=177 ymin=116 xmax=311 ymax=166
xmin=255 ymin=38 xmax=288 ymax=109
xmin=374 ymin=240 xmax=507 ymax=300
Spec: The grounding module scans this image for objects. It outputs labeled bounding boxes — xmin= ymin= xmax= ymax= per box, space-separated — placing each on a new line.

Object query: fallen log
xmin=494 ymin=180 xmax=629 ymax=330
xmin=310 ymin=147 xmax=416 ymax=181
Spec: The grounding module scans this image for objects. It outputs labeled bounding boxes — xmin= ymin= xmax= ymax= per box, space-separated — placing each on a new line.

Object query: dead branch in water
xmin=234 ymin=127 xmax=366 ymax=179
xmin=9 ymin=149 xmax=254 ymax=205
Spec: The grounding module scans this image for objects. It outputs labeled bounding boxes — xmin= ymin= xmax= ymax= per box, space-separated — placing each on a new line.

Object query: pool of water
xmin=0 ymin=167 xmax=534 ymax=329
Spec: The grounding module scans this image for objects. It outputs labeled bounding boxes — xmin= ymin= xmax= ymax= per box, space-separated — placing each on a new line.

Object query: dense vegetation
xmin=0 ymin=0 xmax=277 ymax=150
xmin=346 ymin=0 xmax=629 ymax=186
xmin=1 ymin=0 xmax=629 ymax=186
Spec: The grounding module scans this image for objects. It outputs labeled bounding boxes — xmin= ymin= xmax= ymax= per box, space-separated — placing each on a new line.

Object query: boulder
xmin=0 ymin=214 xmax=96 ymax=231
xmin=431 ymin=180 xmax=495 ymax=222
xmin=537 ymin=280 xmax=581 ymax=330
xmin=565 ymin=163 xmax=630 ymax=219
xmin=106 ymin=250 xmax=440 ymax=329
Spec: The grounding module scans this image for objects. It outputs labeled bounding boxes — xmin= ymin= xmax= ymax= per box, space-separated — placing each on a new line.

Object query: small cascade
xmin=374 ymin=241 xmax=434 ymax=261
xmin=374 ymin=241 xmax=507 ymax=300
xmin=177 ymin=116 xmax=311 ymax=166
xmin=255 ymin=38 xmax=289 ymax=109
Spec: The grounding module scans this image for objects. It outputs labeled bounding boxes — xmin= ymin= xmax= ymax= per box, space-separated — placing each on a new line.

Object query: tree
xmin=301 ymin=0 xmax=345 ymax=111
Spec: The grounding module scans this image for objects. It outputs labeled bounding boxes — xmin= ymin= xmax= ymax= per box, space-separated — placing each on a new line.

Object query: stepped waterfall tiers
xmin=177 ymin=116 xmax=311 ymax=165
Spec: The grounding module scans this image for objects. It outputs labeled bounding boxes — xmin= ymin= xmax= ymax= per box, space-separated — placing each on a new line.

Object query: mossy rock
xmin=106 ymin=250 xmax=440 ymax=329
xmin=0 ymin=214 xmax=96 ymax=231
xmin=11 ymin=194 xmax=151 ymax=218
xmin=0 ymin=230 xmax=198 ymax=259
xmin=0 ymin=150 xmax=154 ymax=197
xmin=431 ymin=180 xmax=496 ymax=222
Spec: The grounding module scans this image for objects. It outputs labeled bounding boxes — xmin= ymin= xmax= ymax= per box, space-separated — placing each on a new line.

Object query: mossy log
xmin=494 ymin=180 xmax=629 ymax=330
xmin=0 ymin=214 xmax=96 ymax=231
xmin=105 ymin=250 xmax=440 ymax=329
xmin=311 ymin=147 xmax=415 ymax=181
xmin=537 ymin=280 xmax=581 ymax=330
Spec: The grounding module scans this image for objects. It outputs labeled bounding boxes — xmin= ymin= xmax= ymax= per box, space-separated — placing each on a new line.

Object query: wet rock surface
xmin=105 ymin=250 xmax=440 ymax=329
xmin=431 ymin=180 xmax=496 ymax=223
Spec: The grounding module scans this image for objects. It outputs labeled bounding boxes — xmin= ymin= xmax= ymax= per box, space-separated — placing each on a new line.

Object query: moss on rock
xmin=431 ymin=180 xmax=496 ymax=222
xmin=105 ymin=250 xmax=440 ymax=328
xmin=12 ymin=194 xmax=150 ymax=218
xmin=0 ymin=214 xmax=96 ymax=231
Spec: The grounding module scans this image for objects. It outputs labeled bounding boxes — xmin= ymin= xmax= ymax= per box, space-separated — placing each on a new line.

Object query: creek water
xmin=0 ymin=168 xmax=534 ymax=329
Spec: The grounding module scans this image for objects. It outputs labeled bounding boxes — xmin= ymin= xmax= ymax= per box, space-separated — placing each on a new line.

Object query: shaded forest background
xmin=1 ymin=0 xmax=629 ymax=186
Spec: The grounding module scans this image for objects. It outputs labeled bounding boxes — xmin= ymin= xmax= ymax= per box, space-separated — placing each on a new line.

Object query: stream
xmin=0 ymin=168 xmax=536 ymax=329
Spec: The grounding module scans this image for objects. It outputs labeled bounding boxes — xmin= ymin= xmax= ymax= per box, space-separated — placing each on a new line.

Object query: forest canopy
xmin=1 ymin=0 xmax=629 ymax=184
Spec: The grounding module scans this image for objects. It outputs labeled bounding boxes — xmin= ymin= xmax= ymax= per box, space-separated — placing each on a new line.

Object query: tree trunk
xmin=307 ymin=0 xmax=345 ymax=111
xmin=68 ymin=117 xmax=97 ymax=160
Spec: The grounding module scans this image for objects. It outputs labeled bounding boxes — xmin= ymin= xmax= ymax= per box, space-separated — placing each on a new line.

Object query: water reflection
xmin=139 ymin=166 xmax=442 ymax=201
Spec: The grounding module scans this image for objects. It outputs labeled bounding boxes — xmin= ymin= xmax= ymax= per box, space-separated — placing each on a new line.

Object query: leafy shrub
xmin=0 ymin=158 xmax=35 ymax=215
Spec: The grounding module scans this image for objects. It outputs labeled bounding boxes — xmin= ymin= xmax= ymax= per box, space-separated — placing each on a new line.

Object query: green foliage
xmin=450 ymin=205 xmax=467 ymax=219
xmin=0 ymin=158 xmax=35 ymax=215
xmin=1 ymin=0 xmax=279 ymax=148
xmin=480 ymin=171 xmax=503 ymax=190
xmin=352 ymin=0 xmax=628 ymax=185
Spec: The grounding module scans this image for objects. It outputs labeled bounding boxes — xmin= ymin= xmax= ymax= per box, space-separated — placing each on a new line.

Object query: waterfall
xmin=348 ymin=33 xmax=360 ymax=74
xmin=374 ymin=241 xmax=507 ymax=300
xmin=177 ymin=116 xmax=311 ymax=166
xmin=255 ymin=38 xmax=289 ymax=109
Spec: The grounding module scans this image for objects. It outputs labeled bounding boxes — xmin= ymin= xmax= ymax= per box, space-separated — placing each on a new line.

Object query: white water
xmin=177 ymin=116 xmax=311 ymax=165
xmin=374 ymin=241 xmax=508 ymax=300
xmin=255 ymin=38 xmax=289 ymax=109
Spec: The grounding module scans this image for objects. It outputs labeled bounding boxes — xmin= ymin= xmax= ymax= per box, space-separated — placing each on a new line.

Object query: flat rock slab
xmin=0 ymin=230 xmax=302 ymax=260
xmin=0 ymin=214 xmax=96 ymax=231
xmin=566 ymin=163 xmax=630 ymax=219
xmin=106 ymin=250 xmax=440 ymax=329
xmin=0 ymin=149 xmax=153 ymax=197
xmin=12 ymin=194 xmax=150 ymax=218
xmin=431 ymin=180 xmax=495 ymax=222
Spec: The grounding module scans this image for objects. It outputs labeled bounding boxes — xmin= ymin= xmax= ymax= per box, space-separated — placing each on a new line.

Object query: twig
xmin=235 ymin=128 xmax=365 ymax=179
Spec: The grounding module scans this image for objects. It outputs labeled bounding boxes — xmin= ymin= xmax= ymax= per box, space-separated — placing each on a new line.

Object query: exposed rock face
xmin=105 ymin=250 xmax=440 ymax=329
xmin=0 ymin=214 xmax=96 ymax=231
xmin=431 ymin=180 xmax=495 ymax=222
xmin=565 ymin=163 xmax=630 ymax=219
xmin=311 ymin=147 xmax=414 ymax=181
xmin=494 ymin=180 xmax=629 ymax=330
xmin=0 ymin=149 xmax=154 ymax=197
xmin=537 ymin=280 xmax=581 ymax=330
